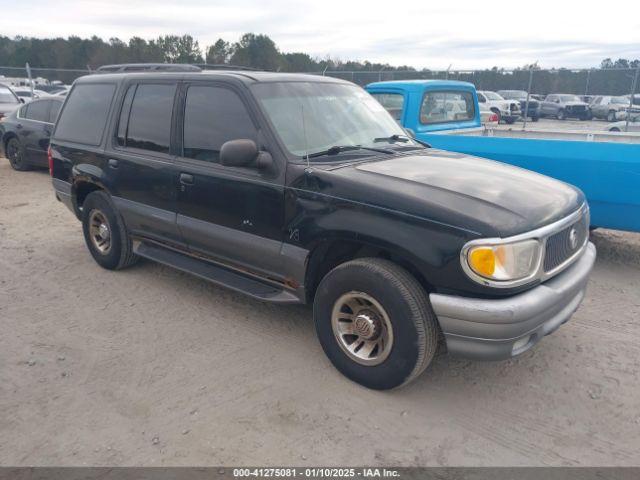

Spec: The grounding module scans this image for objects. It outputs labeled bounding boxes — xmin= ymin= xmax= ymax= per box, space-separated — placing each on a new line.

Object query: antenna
xmin=301 ymin=103 xmax=310 ymax=169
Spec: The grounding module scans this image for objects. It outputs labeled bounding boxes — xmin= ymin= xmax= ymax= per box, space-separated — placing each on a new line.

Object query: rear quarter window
xmin=54 ymin=83 xmax=116 ymax=146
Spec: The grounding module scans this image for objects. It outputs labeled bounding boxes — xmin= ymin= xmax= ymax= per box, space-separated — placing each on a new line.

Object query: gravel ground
xmin=0 ymin=160 xmax=639 ymax=467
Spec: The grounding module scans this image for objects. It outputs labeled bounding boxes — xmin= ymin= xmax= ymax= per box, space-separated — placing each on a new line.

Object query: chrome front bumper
xmin=430 ymin=242 xmax=596 ymax=360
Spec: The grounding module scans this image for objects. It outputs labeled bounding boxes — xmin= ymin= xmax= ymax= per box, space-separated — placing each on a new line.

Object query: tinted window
xmin=55 ymin=84 xmax=116 ymax=145
xmin=420 ymin=91 xmax=475 ymax=124
xmin=116 ymin=85 xmax=136 ymax=147
xmin=183 ymin=86 xmax=256 ymax=163
xmin=28 ymin=100 xmax=51 ymax=122
xmin=370 ymin=93 xmax=405 ymax=121
xmin=125 ymin=84 xmax=176 ymax=154
xmin=49 ymin=101 xmax=62 ymax=123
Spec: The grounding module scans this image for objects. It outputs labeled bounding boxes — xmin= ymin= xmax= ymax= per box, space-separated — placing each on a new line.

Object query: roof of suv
xmin=75 ymin=71 xmax=352 ymax=86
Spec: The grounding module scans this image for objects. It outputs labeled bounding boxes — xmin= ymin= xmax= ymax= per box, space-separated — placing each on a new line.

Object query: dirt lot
xmin=1 ymin=160 xmax=639 ymax=467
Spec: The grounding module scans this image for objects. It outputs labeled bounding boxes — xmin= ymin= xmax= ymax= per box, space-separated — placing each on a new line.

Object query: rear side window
xmin=124 ymin=84 xmax=176 ymax=154
xmin=54 ymin=84 xmax=116 ymax=145
xmin=25 ymin=100 xmax=50 ymax=122
xmin=182 ymin=86 xmax=257 ymax=163
xmin=420 ymin=91 xmax=475 ymax=125
xmin=370 ymin=93 xmax=405 ymax=121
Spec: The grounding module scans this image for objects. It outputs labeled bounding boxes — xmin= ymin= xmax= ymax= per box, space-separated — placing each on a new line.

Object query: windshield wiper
xmin=373 ymin=134 xmax=411 ymax=143
xmin=307 ymin=145 xmax=393 ymax=159
xmin=374 ymin=133 xmax=431 ymax=149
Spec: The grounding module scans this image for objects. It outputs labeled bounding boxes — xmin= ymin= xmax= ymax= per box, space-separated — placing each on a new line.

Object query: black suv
xmin=50 ymin=70 xmax=596 ymax=389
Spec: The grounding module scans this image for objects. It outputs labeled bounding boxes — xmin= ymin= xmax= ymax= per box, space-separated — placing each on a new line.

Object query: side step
xmin=134 ymin=241 xmax=301 ymax=304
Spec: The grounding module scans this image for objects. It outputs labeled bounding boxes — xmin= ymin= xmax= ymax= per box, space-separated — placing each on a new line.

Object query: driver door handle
xmin=179 ymin=173 xmax=194 ymax=185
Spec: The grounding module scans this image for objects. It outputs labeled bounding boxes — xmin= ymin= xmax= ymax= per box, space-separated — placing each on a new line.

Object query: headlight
xmin=464 ymin=239 xmax=541 ymax=283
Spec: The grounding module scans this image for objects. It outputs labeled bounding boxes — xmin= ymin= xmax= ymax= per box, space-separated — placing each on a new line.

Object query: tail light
xmin=47 ymin=146 xmax=53 ymax=176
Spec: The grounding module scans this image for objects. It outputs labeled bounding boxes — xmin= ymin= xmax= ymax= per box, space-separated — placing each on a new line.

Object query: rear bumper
xmin=52 ymin=178 xmax=74 ymax=213
xmin=429 ymin=242 xmax=596 ymax=360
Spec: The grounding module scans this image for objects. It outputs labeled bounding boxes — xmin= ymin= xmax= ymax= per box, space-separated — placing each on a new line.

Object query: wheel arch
xmin=303 ymin=233 xmax=435 ymax=304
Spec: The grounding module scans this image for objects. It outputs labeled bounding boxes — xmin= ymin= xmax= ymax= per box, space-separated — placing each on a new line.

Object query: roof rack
xmin=196 ymin=63 xmax=259 ymax=71
xmin=95 ymin=63 xmax=202 ymax=73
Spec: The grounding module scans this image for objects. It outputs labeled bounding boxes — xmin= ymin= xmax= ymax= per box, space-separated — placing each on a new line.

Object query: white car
xmin=12 ymin=88 xmax=50 ymax=103
xmin=607 ymin=114 xmax=640 ymax=133
xmin=477 ymin=90 xmax=521 ymax=124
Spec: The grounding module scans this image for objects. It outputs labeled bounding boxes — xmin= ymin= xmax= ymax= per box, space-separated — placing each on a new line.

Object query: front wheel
xmin=5 ymin=138 xmax=31 ymax=171
xmin=313 ymin=258 xmax=439 ymax=390
xmin=557 ymin=109 xmax=566 ymax=120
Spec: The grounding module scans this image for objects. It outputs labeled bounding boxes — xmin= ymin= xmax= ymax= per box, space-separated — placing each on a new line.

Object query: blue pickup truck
xmin=366 ymin=80 xmax=640 ymax=233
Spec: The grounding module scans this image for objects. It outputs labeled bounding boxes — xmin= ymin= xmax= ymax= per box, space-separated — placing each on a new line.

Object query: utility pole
xmin=25 ymin=63 xmax=34 ymax=98
xmin=523 ymin=66 xmax=535 ymax=130
xmin=626 ymin=65 xmax=639 ymax=132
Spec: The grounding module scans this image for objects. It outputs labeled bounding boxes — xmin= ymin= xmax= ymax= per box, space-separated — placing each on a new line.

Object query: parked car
xmin=12 ymin=87 xmax=50 ymax=103
xmin=479 ymin=105 xmax=499 ymax=125
xmin=497 ymin=90 xmax=540 ymax=121
xmin=366 ymin=79 xmax=640 ymax=233
xmin=0 ymin=97 xmax=63 ymax=171
xmin=49 ymin=72 xmax=595 ymax=390
xmin=606 ymin=114 xmax=640 ymax=132
xmin=0 ymin=84 xmax=22 ymax=120
xmin=476 ymin=90 xmax=521 ymax=124
xmin=590 ymin=96 xmax=634 ymax=122
xmin=539 ymin=94 xmax=591 ymax=120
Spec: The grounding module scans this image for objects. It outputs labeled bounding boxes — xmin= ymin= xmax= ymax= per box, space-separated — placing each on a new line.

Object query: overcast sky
xmin=4 ymin=0 xmax=640 ymax=69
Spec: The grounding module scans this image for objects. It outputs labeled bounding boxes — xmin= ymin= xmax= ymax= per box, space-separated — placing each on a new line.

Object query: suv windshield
xmin=611 ymin=96 xmax=628 ymax=105
xmin=252 ymin=82 xmax=415 ymax=158
xmin=559 ymin=95 xmax=581 ymax=102
xmin=483 ymin=91 xmax=504 ymax=100
xmin=0 ymin=86 xmax=19 ymax=104
xmin=499 ymin=91 xmax=526 ymax=100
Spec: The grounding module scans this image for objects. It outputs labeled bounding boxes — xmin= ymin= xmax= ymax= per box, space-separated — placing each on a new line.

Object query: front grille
xmin=543 ymin=212 xmax=589 ymax=272
xmin=569 ymin=105 xmax=586 ymax=112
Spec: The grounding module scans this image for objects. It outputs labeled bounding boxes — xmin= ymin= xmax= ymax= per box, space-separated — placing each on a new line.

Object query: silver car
xmin=590 ymin=96 xmax=634 ymax=122
xmin=539 ymin=94 xmax=591 ymax=120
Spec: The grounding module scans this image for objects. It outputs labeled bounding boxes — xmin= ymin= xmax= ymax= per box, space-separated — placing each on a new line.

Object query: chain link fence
xmin=1 ymin=64 xmax=639 ymax=99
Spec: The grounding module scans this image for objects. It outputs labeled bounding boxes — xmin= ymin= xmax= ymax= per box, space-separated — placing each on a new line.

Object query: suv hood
xmin=328 ymin=150 xmax=584 ymax=237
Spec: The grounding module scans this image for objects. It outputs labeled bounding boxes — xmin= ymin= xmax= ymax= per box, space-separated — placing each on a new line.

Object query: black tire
xmin=607 ymin=111 xmax=616 ymax=122
xmin=81 ymin=191 xmax=139 ymax=270
xmin=313 ymin=258 xmax=439 ymax=390
xmin=610 ymin=127 xmax=621 ymax=132
xmin=5 ymin=137 xmax=32 ymax=171
xmin=557 ymin=109 xmax=566 ymax=120
xmin=531 ymin=115 xmax=539 ymax=122
xmin=505 ymin=117 xmax=516 ymax=125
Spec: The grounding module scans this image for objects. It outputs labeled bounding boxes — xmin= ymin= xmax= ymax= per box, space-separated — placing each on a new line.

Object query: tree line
xmin=0 ymin=33 xmax=638 ymax=94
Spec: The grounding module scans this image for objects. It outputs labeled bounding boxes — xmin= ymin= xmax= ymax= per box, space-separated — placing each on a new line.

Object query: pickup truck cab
xmin=367 ymin=79 xmax=640 ymax=233
xmin=50 ymin=71 xmax=595 ymax=390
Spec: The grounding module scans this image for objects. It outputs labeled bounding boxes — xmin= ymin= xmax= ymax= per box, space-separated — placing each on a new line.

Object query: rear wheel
xmin=82 ymin=191 xmax=139 ymax=270
xmin=313 ymin=258 xmax=439 ymax=390
xmin=5 ymin=138 xmax=31 ymax=171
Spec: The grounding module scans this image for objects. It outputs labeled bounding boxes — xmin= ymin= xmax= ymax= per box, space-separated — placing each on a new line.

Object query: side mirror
xmin=220 ymin=139 xmax=272 ymax=170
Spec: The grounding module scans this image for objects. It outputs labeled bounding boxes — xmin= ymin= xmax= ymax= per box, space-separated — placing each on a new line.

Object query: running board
xmin=134 ymin=241 xmax=301 ymax=304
